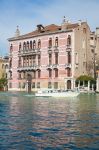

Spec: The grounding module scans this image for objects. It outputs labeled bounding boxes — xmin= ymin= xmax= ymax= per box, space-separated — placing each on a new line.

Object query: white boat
xmin=35 ymin=89 xmax=80 ymax=97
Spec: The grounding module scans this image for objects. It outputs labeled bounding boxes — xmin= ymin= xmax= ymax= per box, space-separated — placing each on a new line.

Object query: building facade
xmin=8 ymin=19 xmax=93 ymax=91
xmin=0 ymin=56 xmax=9 ymax=79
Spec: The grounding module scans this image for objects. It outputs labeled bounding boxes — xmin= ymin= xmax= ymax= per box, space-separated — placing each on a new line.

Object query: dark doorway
xmin=27 ymin=74 xmax=32 ymax=93
xmin=67 ymin=80 xmax=71 ymax=89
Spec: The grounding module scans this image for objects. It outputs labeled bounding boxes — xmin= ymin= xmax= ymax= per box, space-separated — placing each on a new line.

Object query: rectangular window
xmin=18 ymin=57 xmax=21 ymax=67
xmin=32 ymin=82 xmax=35 ymax=88
xmin=54 ymin=82 xmax=58 ymax=89
xmin=55 ymin=69 xmax=58 ymax=77
xmin=48 ymin=82 xmax=52 ymax=88
xmin=67 ymin=52 xmax=71 ymax=64
xmin=18 ymin=73 xmax=21 ymax=79
xmin=22 ymin=83 xmax=25 ymax=89
xmin=37 ymin=82 xmax=40 ymax=88
xmin=67 ymin=68 xmax=71 ymax=77
xmin=9 ymin=82 xmax=12 ymax=88
xmin=55 ymin=53 xmax=58 ymax=64
xmin=33 ymin=55 xmax=36 ymax=65
xmin=23 ymin=57 xmax=26 ymax=67
xmin=38 ymin=55 xmax=41 ymax=66
xmin=49 ymin=69 xmax=52 ymax=78
xmin=32 ymin=71 xmax=36 ymax=79
xmin=18 ymin=82 xmax=21 ymax=88
xmin=38 ymin=70 xmax=41 ymax=78
xmin=49 ymin=54 xmax=52 ymax=65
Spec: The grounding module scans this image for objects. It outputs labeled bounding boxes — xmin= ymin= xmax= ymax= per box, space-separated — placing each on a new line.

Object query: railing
xmin=46 ymin=64 xmax=53 ymax=69
xmin=65 ymin=63 xmax=72 ymax=68
xmin=52 ymin=64 xmax=59 ymax=69
xmin=18 ymin=48 xmax=40 ymax=56
xmin=48 ymin=46 xmax=52 ymax=54
xmin=17 ymin=65 xmax=37 ymax=71
xmin=66 ymin=45 xmax=72 ymax=52
xmin=54 ymin=46 xmax=59 ymax=53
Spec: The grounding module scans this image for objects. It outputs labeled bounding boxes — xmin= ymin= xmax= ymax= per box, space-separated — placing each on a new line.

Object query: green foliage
xmin=76 ymin=75 xmax=96 ymax=86
xmin=76 ymin=75 xmax=95 ymax=82
xmin=0 ymin=78 xmax=8 ymax=89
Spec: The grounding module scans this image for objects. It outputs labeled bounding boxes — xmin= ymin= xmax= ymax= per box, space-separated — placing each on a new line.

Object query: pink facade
xmin=8 ymin=24 xmax=75 ymax=91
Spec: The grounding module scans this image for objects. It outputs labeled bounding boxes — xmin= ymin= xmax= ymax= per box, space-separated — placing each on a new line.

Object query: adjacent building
xmin=8 ymin=18 xmax=94 ymax=91
xmin=0 ymin=56 xmax=9 ymax=79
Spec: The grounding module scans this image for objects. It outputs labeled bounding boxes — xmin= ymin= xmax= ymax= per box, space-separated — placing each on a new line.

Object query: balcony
xmin=65 ymin=63 xmax=72 ymax=69
xmin=54 ymin=46 xmax=59 ymax=53
xmin=18 ymin=49 xmax=37 ymax=56
xmin=52 ymin=64 xmax=59 ymax=69
xmin=46 ymin=64 xmax=53 ymax=69
xmin=36 ymin=48 xmax=41 ymax=55
xmin=36 ymin=65 xmax=41 ymax=70
xmin=48 ymin=46 xmax=52 ymax=54
xmin=17 ymin=65 xmax=37 ymax=71
xmin=66 ymin=45 xmax=72 ymax=52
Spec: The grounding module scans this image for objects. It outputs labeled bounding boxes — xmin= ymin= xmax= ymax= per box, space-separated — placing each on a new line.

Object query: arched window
xmin=38 ymin=39 xmax=41 ymax=49
xmin=67 ymin=52 xmax=71 ymax=64
xmin=33 ymin=40 xmax=36 ymax=49
xmin=2 ymin=64 xmax=4 ymax=69
xmin=10 ymin=44 xmax=13 ymax=52
xmin=30 ymin=41 xmax=32 ymax=49
xmin=49 ymin=38 xmax=52 ymax=47
xmin=67 ymin=35 xmax=71 ymax=45
xmin=67 ymin=68 xmax=71 ymax=77
xmin=23 ymin=42 xmax=26 ymax=50
xmin=27 ymin=41 xmax=29 ymax=49
xmin=19 ymin=43 xmax=21 ymax=51
xmin=5 ymin=64 xmax=8 ymax=69
xmin=55 ymin=37 xmax=58 ymax=47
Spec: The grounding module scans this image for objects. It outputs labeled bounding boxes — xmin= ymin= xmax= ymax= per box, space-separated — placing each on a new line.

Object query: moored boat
xmin=35 ymin=89 xmax=80 ymax=97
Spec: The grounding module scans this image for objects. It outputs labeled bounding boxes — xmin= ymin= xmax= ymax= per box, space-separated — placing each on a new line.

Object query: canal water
xmin=0 ymin=92 xmax=99 ymax=150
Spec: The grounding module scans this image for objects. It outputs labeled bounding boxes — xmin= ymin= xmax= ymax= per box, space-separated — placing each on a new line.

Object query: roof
xmin=8 ymin=22 xmax=87 ymax=41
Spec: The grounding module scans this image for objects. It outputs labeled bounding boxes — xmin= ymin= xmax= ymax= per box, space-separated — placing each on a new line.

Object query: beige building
xmin=0 ymin=56 xmax=9 ymax=79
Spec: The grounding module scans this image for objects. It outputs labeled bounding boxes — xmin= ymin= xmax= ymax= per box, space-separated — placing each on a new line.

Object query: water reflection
xmin=0 ymin=92 xmax=99 ymax=149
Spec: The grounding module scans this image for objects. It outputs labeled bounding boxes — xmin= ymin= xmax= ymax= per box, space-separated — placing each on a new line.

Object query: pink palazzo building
xmin=8 ymin=18 xmax=93 ymax=91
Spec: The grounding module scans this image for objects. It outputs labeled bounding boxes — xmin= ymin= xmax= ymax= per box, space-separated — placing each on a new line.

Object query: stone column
xmin=88 ymin=81 xmax=90 ymax=91
xmin=96 ymin=78 xmax=99 ymax=92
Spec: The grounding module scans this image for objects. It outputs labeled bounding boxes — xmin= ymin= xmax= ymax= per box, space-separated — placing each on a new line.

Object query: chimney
xmin=61 ymin=16 xmax=71 ymax=31
xmin=37 ymin=24 xmax=44 ymax=32
xmin=15 ymin=26 xmax=20 ymax=37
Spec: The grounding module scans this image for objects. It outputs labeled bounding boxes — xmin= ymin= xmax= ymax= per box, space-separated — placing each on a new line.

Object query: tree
xmin=0 ymin=78 xmax=8 ymax=90
xmin=76 ymin=75 xmax=95 ymax=86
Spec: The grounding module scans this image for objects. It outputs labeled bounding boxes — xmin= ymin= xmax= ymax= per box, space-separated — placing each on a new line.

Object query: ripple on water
xmin=0 ymin=92 xmax=99 ymax=149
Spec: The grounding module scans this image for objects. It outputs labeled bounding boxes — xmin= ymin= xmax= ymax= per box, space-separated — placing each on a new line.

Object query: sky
xmin=0 ymin=0 xmax=99 ymax=56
